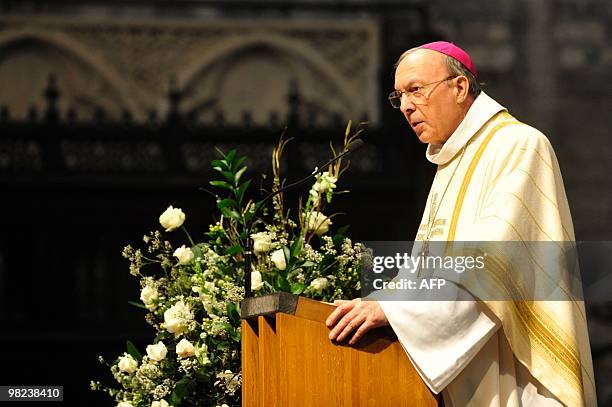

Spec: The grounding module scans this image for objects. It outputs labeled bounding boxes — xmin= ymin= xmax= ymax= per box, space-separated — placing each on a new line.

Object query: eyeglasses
xmin=388 ymin=76 xmax=457 ymax=108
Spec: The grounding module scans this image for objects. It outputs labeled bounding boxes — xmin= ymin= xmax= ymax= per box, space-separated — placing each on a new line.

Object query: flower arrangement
xmin=92 ymin=124 xmax=365 ymax=406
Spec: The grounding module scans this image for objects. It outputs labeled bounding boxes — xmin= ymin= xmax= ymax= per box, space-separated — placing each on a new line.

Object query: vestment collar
xmin=426 ymin=92 xmax=506 ymax=165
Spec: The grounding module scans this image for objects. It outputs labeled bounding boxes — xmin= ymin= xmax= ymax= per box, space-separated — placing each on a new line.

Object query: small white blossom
xmin=313 ymin=171 xmax=337 ymax=194
xmin=310 ymin=277 xmax=328 ymax=292
xmin=204 ymin=281 xmax=218 ymax=294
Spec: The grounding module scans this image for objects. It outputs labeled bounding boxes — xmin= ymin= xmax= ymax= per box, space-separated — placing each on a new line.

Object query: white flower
xmin=313 ymin=171 xmax=337 ymax=194
xmin=307 ymin=211 xmax=332 ymax=235
xmin=310 ymin=277 xmax=328 ymax=292
xmin=251 ymin=270 xmax=264 ymax=291
xmin=151 ymin=399 xmax=170 ymax=407
xmin=204 ymin=281 xmax=218 ymax=294
xmin=159 ymin=206 xmax=185 ymax=232
xmin=173 ymin=245 xmax=194 ymax=265
xmin=251 ymin=232 xmax=273 ymax=254
xmin=162 ymin=301 xmax=193 ymax=336
xmin=270 ymin=249 xmax=287 ymax=271
xmin=146 ymin=341 xmax=168 ymax=362
xmin=176 ymin=338 xmax=195 ymax=358
xmin=117 ymin=402 xmax=133 ymax=407
xmin=309 ymin=189 xmax=320 ymax=206
xmin=195 ymin=343 xmax=210 ymax=365
xmin=118 ymin=353 xmax=138 ymax=374
xmin=140 ymin=285 xmax=158 ymax=311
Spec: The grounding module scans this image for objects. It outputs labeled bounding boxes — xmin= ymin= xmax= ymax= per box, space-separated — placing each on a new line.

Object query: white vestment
xmin=379 ymin=92 xmax=596 ymax=406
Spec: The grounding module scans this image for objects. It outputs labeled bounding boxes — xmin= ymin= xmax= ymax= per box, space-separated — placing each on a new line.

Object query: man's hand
xmin=325 ymin=298 xmax=389 ymax=346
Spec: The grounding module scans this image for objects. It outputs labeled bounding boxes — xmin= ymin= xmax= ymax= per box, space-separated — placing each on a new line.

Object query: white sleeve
xmin=378 ymin=296 xmax=500 ymax=394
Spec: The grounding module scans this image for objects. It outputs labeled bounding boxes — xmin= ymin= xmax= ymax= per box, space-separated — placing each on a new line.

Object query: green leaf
xmin=171 ymin=377 xmax=195 ymax=405
xmin=290 ymin=282 xmax=306 ymax=295
xmin=191 ymin=243 xmax=206 ymax=260
xmin=220 ymin=206 xmax=241 ymax=221
xmin=290 ymin=237 xmax=303 ymax=259
xmin=282 ymin=245 xmax=291 ymax=263
xmin=332 ymin=234 xmax=344 ymax=246
xmin=235 ymin=156 xmax=247 ymax=169
xmin=225 ymin=149 xmax=237 ymax=166
xmin=301 ymin=260 xmax=316 ymax=268
xmin=210 ymin=180 xmax=232 ymax=190
xmin=226 ymin=244 xmax=244 ymax=256
xmin=217 ymin=198 xmax=238 ymax=209
xmin=236 ymin=179 xmax=252 ymax=204
xmin=335 ymin=225 xmax=350 ymax=237
xmin=276 ymin=274 xmax=291 ymax=292
xmin=127 ymin=300 xmax=147 ymax=310
xmin=235 ymin=166 xmax=248 ymax=184
xmin=126 ymin=340 xmax=142 ymax=361
xmin=211 ymin=159 xmax=229 ymax=171
xmin=221 ymin=170 xmax=235 ymax=184
xmin=226 ymin=302 xmax=241 ymax=324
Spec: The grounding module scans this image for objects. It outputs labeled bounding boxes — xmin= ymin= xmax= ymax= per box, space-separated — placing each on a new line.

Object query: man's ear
xmin=454 ymin=76 xmax=470 ymax=103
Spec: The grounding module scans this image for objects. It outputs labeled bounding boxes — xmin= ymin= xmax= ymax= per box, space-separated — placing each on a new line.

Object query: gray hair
xmin=444 ymin=55 xmax=481 ymax=98
xmin=394 ymin=49 xmax=482 ymax=98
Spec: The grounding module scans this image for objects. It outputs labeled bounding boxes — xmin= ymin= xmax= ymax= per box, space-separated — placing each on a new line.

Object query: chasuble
xmin=379 ymin=92 xmax=596 ymax=406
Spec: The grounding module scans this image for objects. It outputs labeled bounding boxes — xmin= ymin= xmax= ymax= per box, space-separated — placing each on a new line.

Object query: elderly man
xmin=326 ymin=41 xmax=596 ymax=406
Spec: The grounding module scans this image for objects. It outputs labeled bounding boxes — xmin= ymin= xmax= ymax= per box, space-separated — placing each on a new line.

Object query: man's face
xmin=394 ymin=50 xmax=464 ymax=145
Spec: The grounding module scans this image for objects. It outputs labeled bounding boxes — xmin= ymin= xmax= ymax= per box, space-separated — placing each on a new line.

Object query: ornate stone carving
xmin=0 ymin=16 xmax=380 ymax=125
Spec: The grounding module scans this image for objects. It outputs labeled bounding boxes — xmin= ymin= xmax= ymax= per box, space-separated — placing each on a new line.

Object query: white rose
xmin=250 ymin=232 xmax=273 ymax=254
xmin=117 ymin=402 xmax=133 ymax=407
xmin=159 ymin=206 xmax=186 ymax=232
xmin=176 ymin=338 xmax=196 ymax=358
xmin=251 ymin=270 xmax=264 ymax=291
xmin=140 ymin=285 xmax=158 ymax=311
xmin=151 ymin=400 xmax=170 ymax=407
xmin=118 ymin=353 xmax=138 ymax=374
xmin=173 ymin=245 xmax=194 ymax=265
xmin=307 ymin=211 xmax=332 ymax=235
xmin=310 ymin=277 xmax=328 ymax=292
xmin=270 ymin=249 xmax=287 ymax=271
xmin=146 ymin=341 xmax=167 ymax=362
xmin=162 ymin=301 xmax=192 ymax=336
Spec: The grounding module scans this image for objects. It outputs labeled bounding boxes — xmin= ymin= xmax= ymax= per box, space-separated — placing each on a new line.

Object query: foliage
xmin=92 ymin=124 xmax=364 ymax=407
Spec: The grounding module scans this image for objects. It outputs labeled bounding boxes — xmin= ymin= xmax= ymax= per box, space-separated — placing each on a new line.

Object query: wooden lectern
xmin=241 ymin=292 xmax=439 ymax=406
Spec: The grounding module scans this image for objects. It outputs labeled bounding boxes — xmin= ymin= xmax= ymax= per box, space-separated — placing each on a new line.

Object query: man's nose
xmin=400 ymin=95 xmax=416 ymax=115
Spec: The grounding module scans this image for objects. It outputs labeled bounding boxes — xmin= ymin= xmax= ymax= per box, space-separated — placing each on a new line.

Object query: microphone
xmin=265 ymin=139 xmax=365 ymax=199
xmin=244 ymin=139 xmax=365 ymax=298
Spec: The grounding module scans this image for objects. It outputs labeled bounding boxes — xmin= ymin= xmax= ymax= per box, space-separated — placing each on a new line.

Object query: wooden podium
xmin=241 ymin=293 xmax=438 ymax=406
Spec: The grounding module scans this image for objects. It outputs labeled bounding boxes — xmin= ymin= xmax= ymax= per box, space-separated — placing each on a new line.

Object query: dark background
xmin=1 ymin=1 xmax=611 ymax=405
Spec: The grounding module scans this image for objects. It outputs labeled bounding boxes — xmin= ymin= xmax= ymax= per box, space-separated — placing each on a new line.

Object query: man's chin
xmin=416 ymin=131 xmax=431 ymax=144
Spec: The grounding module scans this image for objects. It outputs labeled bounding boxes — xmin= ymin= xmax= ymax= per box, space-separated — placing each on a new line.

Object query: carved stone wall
xmin=0 ymin=16 xmax=380 ymax=125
